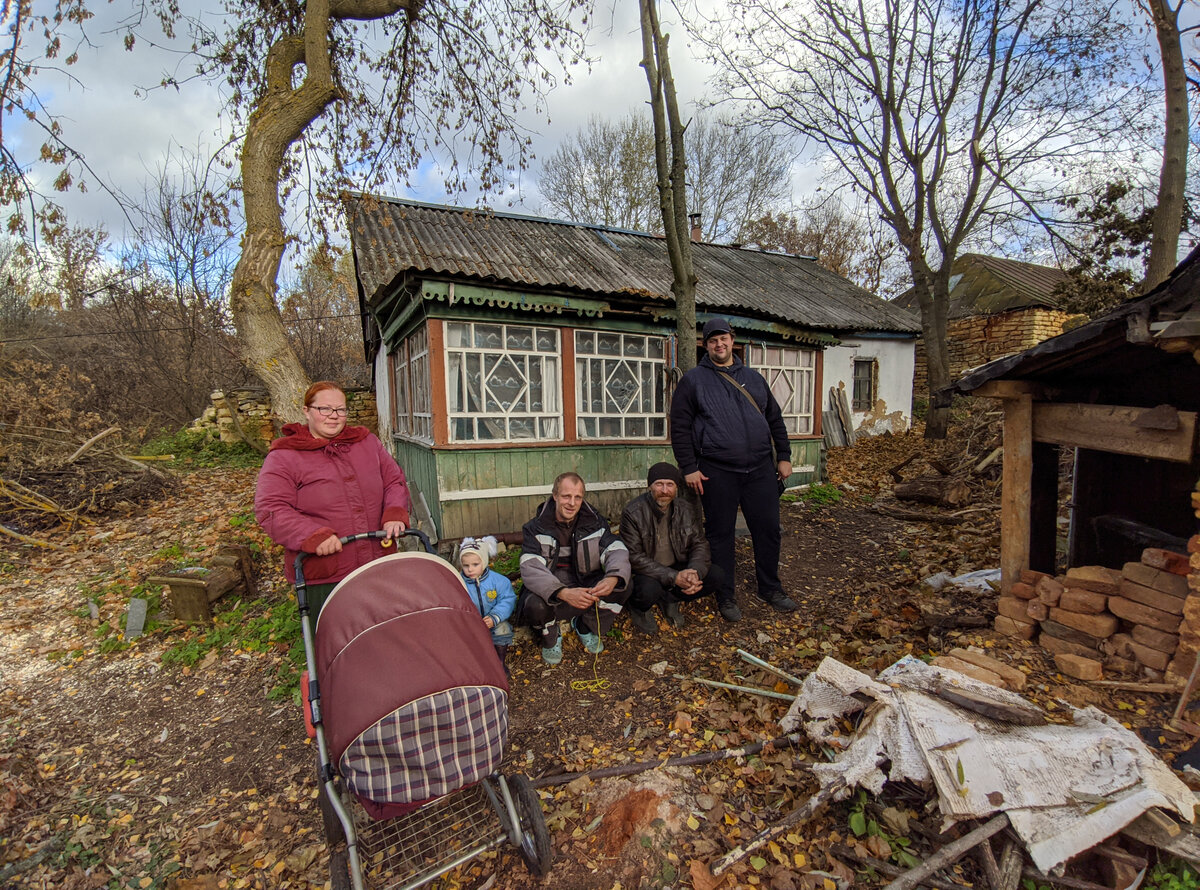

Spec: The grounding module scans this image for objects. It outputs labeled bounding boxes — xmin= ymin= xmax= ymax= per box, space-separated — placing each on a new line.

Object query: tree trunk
xmin=640 ymin=0 xmax=699 ymax=372
xmin=911 ymin=261 xmax=951 ymax=439
xmin=1143 ymin=0 xmax=1187 ymax=291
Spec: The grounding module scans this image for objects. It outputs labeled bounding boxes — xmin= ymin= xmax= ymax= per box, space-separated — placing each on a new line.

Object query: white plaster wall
xmin=373 ymin=348 xmax=394 ymax=441
xmin=823 ymin=336 xmax=916 ymax=436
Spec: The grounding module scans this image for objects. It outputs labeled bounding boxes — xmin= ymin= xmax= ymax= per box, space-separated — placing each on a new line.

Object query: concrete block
xmin=1010 ymin=581 xmax=1037 ymax=600
xmin=1123 ymin=562 xmax=1189 ymax=598
xmin=1047 ymin=607 xmax=1118 ymax=639
xmin=1036 ymin=576 xmax=1064 ymax=606
xmin=1130 ymin=624 xmax=1180 ymax=654
xmin=1064 ymin=566 xmax=1121 ymax=595
xmin=1118 ymin=578 xmax=1185 ymax=615
xmin=1141 ymin=548 xmax=1190 ymax=576
xmin=1040 ymin=632 xmax=1099 ymax=659
xmin=931 ymin=655 xmax=1006 ymax=689
xmin=946 ymin=648 xmax=1028 ymax=691
xmin=1058 ymin=588 xmax=1107 ymax=614
xmin=1054 ymin=653 xmax=1103 ymax=681
xmin=994 ymin=615 xmax=1037 ymax=639
xmin=1107 ymin=597 xmax=1183 ymax=634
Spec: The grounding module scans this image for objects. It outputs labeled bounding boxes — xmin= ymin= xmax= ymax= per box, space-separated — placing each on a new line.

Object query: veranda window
xmin=445 ymin=322 xmax=562 ymax=442
xmin=391 ymin=325 xmax=433 ymax=442
xmin=575 ymin=330 xmax=668 ymax=439
xmin=746 ymin=343 xmax=816 ymax=434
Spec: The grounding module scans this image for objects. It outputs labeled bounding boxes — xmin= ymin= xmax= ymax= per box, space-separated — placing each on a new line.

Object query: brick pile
xmin=994 ymin=548 xmax=1193 ymax=682
xmin=1169 ymin=479 xmax=1200 ymax=686
xmin=188 ymin=387 xmax=379 ymax=446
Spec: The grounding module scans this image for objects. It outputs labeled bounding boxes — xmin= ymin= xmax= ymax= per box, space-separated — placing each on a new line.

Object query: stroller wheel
xmin=510 ymin=774 xmax=552 ymax=877
xmin=329 ymin=848 xmax=352 ymax=890
xmin=317 ymin=766 xmax=346 ymax=846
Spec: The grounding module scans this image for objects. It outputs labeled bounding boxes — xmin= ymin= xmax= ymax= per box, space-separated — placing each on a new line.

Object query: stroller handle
xmin=294 ymin=528 xmax=434 ymax=590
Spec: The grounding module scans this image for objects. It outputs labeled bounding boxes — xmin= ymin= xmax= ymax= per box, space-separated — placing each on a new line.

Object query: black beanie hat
xmin=647 ymin=462 xmax=684 ymax=487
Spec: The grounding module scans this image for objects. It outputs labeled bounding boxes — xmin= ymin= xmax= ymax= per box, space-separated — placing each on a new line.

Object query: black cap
xmin=702 ymin=317 xmax=733 ymax=341
xmin=647 ymin=462 xmax=684 ymax=487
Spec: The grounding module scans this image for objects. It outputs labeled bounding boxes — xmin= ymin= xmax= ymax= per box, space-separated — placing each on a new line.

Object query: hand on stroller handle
xmin=293 ymin=528 xmax=434 ymax=587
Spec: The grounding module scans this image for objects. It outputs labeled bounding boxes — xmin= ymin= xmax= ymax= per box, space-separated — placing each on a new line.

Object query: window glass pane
xmin=573 ymin=329 xmax=668 ymax=441
xmin=626 ymin=417 xmax=646 ymax=437
xmin=575 ymin=330 xmax=594 ymax=353
xmin=474 ymin=324 xmax=503 ymax=349
xmin=446 ymin=323 xmax=470 ymax=349
xmin=649 ymin=418 xmax=664 ymax=437
xmin=537 ymin=329 xmax=558 ymax=351
xmin=507 ymin=327 xmax=534 ymax=351
xmin=510 ymin=418 xmax=535 ymax=439
xmin=648 ymin=338 xmax=664 ymax=359
xmin=541 ymin=418 xmax=560 ymax=438
xmin=598 ymin=333 xmax=621 ymax=355
xmin=624 ymin=337 xmax=645 ymax=357
xmin=447 ymin=352 xmax=463 ymax=412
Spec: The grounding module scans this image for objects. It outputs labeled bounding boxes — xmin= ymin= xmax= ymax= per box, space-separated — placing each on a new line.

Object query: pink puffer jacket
xmin=255 ymin=424 xmax=411 ymax=585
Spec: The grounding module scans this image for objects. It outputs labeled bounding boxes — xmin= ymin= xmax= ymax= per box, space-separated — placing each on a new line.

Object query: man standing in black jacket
xmin=669 ymin=318 xmax=796 ymax=621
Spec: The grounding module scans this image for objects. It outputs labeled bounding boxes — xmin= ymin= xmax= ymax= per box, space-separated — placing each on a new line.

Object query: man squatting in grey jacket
xmin=516 ymin=472 xmax=632 ymax=665
xmin=620 ymin=462 xmax=725 ymax=634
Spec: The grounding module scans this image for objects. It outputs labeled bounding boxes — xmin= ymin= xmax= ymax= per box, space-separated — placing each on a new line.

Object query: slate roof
xmin=348 ymin=195 xmax=920 ymax=334
xmin=894 ymin=253 xmax=1070 ymax=319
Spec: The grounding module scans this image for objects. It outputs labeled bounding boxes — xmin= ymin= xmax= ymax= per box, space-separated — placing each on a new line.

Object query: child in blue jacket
xmin=458 ymin=536 xmax=517 ymax=673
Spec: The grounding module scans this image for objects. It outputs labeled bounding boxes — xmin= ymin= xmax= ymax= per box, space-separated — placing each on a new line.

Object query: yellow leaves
xmin=724 ymin=812 xmax=738 ymax=826
xmin=686 ymin=815 xmax=701 ymax=830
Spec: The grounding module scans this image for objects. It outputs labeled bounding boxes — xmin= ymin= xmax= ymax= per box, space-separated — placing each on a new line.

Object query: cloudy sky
xmin=10 ymin=1 xmax=741 ymax=245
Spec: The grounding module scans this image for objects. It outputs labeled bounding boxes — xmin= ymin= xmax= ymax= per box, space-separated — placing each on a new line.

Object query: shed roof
xmin=940 ymin=245 xmax=1200 ymax=404
xmin=894 ymin=253 xmax=1070 ymax=319
xmin=348 ymin=195 xmax=920 ymax=335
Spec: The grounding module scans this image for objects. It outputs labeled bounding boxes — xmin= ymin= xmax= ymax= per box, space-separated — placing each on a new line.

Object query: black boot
xmin=629 ymin=608 xmax=659 ymax=635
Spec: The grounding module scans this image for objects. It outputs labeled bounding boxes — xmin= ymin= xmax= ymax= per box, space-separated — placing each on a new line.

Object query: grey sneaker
xmin=717 ymin=600 xmax=742 ymax=622
xmin=572 ymin=618 xmax=604 ymax=654
xmin=662 ymin=600 xmax=685 ymax=628
xmin=541 ymin=636 xmax=563 ymax=665
xmin=629 ymin=608 xmax=658 ymax=636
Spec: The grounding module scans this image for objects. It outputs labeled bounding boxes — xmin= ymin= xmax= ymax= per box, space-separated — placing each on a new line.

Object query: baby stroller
xmin=295 ymin=530 xmax=551 ymax=890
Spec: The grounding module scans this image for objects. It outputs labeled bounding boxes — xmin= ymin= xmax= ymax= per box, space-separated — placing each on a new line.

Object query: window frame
xmin=745 ymin=342 xmax=817 ymax=436
xmin=390 ymin=324 xmax=433 ymax=443
xmin=574 ymin=329 xmax=669 ymax=441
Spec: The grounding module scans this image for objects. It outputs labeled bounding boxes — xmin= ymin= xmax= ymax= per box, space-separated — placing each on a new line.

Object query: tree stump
xmin=149 ymin=545 xmax=256 ymax=623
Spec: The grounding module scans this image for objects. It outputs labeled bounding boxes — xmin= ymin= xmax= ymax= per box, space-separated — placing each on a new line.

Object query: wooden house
xmin=896 ymin=253 xmax=1079 ymax=398
xmin=348 ymin=196 xmax=920 ymax=540
xmin=939 ymin=247 xmax=1200 ymax=594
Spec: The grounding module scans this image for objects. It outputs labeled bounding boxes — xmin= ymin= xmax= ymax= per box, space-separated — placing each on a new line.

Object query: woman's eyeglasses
xmin=309 ymin=406 xmax=348 ymax=417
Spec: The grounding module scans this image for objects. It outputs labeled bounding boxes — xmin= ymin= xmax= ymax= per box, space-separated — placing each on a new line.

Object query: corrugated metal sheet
xmin=349 ymin=195 xmax=920 ymax=334
xmin=895 ymin=252 xmax=1071 ymax=318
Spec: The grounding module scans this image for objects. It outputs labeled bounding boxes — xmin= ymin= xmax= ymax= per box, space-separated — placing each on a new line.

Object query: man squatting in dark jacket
xmin=669 ymin=317 xmax=797 ymax=622
xmin=517 ymin=472 xmax=632 ymax=665
xmin=620 ymin=462 xmax=724 ymax=634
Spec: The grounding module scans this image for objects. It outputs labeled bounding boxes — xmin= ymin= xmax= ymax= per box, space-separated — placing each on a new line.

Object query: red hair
xmin=303 ymin=381 xmax=345 ymax=407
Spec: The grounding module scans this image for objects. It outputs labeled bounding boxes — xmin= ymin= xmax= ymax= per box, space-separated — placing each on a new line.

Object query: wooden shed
xmin=348 ymin=196 xmax=920 ymax=540
xmin=939 ymin=247 xmax=1200 ymax=593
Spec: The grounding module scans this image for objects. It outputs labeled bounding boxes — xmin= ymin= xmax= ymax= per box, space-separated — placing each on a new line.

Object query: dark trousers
xmin=699 ymin=458 xmax=782 ymax=603
xmin=515 ymin=585 xmax=634 ymax=647
xmin=627 ymin=562 xmax=726 ymax=610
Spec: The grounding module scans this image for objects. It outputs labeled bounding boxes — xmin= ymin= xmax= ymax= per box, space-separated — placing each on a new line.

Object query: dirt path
xmin=0 ymin=467 xmax=1178 ymax=890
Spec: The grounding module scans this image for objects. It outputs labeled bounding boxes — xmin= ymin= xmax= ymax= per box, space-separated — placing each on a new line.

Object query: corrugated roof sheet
xmin=349 ymin=195 xmax=920 ymax=334
xmin=894 ymin=252 xmax=1071 ymax=318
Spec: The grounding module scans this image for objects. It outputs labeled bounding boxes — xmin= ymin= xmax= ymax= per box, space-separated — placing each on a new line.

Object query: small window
xmin=852 ymin=358 xmax=877 ymax=412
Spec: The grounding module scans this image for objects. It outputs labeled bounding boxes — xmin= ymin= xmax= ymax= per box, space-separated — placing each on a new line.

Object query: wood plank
xmin=1029 ymin=442 xmax=1059 ymax=575
xmin=427 ymin=319 xmax=450 ymax=446
xmin=560 ymin=324 xmax=577 ymax=442
xmin=974 ymin=380 xmax=1042 ymax=399
xmin=1032 ymin=403 xmax=1197 ymax=463
xmin=1001 ymin=393 xmax=1034 ymax=594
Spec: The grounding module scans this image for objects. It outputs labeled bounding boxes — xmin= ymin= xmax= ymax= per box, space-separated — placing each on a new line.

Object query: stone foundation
xmin=188 ymin=388 xmax=378 ymax=448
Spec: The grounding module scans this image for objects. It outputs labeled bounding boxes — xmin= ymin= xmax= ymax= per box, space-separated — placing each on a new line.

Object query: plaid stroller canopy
xmin=316 ymin=552 xmax=509 ymax=804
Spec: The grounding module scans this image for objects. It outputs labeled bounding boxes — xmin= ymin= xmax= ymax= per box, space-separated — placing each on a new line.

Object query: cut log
xmin=894 ymin=475 xmax=971 ymax=508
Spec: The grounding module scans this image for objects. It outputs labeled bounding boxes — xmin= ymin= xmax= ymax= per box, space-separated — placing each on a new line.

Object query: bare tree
xmin=280 ymin=245 xmax=368 ymax=385
xmin=540 ymin=114 xmax=661 ymax=232
xmin=167 ymin=0 xmax=591 ymax=421
xmin=539 ymin=109 xmax=792 ymax=243
xmin=742 ymin=198 xmax=896 ymax=292
xmin=695 ymin=0 xmax=1146 ymax=437
xmin=1140 ymin=0 xmax=1193 ymax=290
xmin=640 ymin=0 xmax=698 ymax=371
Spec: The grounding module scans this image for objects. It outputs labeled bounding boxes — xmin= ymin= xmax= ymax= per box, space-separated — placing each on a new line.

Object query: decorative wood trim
xmin=1032 ymin=403 xmax=1197 ymax=463
xmin=428 ymin=319 xmax=449 ymax=447
xmin=1000 ymin=394 xmax=1034 ymax=594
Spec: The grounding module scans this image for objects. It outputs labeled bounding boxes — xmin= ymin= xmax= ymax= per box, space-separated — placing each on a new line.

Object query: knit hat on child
xmin=458 ymin=535 xmax=498 ymax=570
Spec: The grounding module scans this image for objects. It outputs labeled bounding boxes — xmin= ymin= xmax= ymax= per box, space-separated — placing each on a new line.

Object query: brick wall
xmin=912 ymin=308 xmax=1080 ymax=398
xmin=189 ymin=388 xmax=378 ymax=447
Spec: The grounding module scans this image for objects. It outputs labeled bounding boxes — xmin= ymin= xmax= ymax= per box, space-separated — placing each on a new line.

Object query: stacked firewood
xmin=994 ymin=549 xmax=1193 ymax=682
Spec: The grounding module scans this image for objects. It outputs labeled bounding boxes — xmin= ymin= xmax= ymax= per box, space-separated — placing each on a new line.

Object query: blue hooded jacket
xmin=460 ymin=566 xmax=517 ymax=645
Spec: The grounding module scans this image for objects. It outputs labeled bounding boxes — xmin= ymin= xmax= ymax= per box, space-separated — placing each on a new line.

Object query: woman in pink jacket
xmin=255 ymin=381 xmax=411 ymax=616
